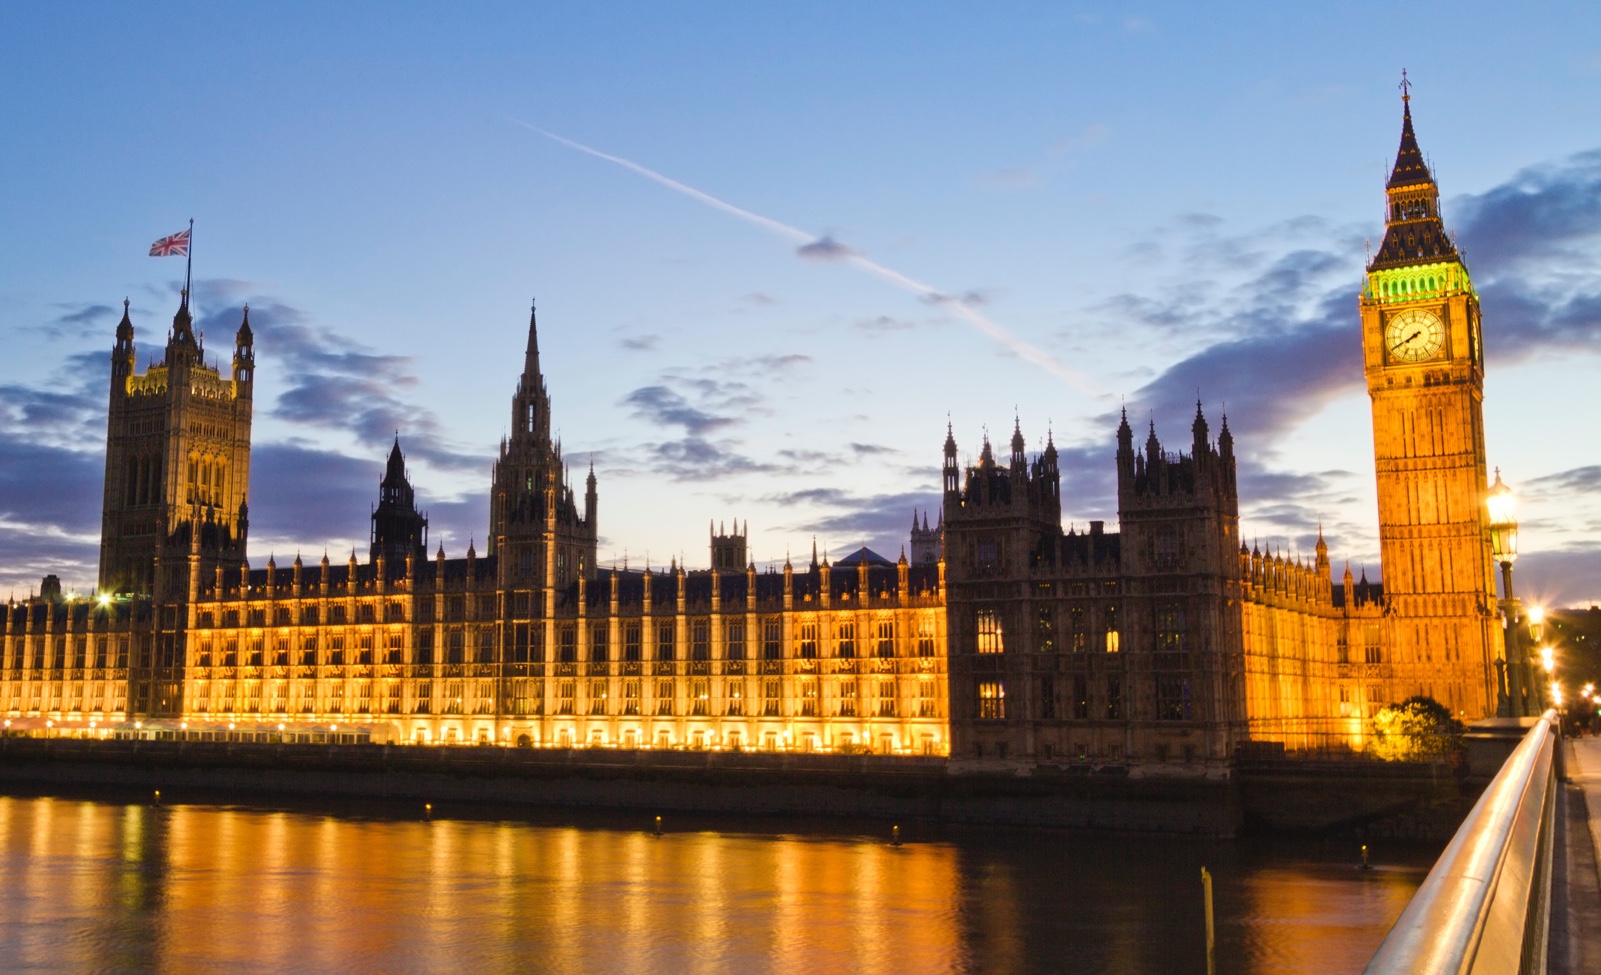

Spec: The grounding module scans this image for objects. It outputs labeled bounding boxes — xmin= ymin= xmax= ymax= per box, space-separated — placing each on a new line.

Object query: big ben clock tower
xmin=1360 ymin=78 xmax=1501 ymax=718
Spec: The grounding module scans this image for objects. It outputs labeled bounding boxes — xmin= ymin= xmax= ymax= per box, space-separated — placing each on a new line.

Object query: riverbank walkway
xmin=1556 ymin=738 xmax=1601 ymax=973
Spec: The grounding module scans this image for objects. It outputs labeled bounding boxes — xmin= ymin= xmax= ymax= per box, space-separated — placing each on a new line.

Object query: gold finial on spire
xmin=1399 ymin=68 xmax=1411 ymax=103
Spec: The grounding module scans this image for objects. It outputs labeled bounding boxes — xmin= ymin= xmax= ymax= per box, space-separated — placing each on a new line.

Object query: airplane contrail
xmin=515 ymin=121 xmax=1098 ymax=393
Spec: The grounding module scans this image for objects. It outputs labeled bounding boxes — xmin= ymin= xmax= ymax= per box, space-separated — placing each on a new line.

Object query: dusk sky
xmin=2 ymin=2 xmax=1599 ymax=606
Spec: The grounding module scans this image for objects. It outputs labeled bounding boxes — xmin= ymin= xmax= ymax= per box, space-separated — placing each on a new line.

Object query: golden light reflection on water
xmin=0 ymin=795 xmax=1429 ymax=975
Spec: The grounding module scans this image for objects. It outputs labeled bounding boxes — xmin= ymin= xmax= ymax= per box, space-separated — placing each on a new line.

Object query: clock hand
xmin=1391 ymin=330 xmax=1421 ymax=352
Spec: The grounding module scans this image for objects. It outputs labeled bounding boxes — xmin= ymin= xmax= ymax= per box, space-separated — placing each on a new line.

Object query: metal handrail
xmin=1363 ymin=709 xmax=1558 ymax=975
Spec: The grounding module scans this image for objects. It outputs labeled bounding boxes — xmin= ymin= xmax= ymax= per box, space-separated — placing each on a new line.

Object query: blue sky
xmin=2 ymin=2 xmax=1600 ymax=605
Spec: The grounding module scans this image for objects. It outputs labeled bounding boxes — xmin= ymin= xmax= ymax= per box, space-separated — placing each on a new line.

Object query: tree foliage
xmin=1368 ymin=695 xmax=1464 ymax=761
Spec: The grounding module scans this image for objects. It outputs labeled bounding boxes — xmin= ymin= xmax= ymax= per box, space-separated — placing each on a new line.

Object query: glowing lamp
xmin=1552 ymin=684 xmax=1564 ymax=708
xmin=97 ymin=593 xmax=112 ymax=608
xmin=1486 ymin=471 xmax=1518 ymax=564
xmin=1528 ymin=606 xmax=1545 ymax=641
xmin=1541 ymin=646 xmax=1554 ymax=674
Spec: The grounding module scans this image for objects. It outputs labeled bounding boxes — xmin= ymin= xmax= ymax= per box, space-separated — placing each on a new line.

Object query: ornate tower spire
xmin=371 ymin=436 xmax=428 ymax=567
xmin=524 ymin=298 xmax=541 ymax=383
xmin=167 ymin=288 xmax=200 ymax=366
xmin=232 ymin=305 xmax=254 ymax=387
xmin=488 ymin=300 xmax=597 ymax=584
xmin=510 ymin=298 xmax=551 ymax=445
xmin=942 ymin=422 xmax=959 ymax=496
xmin=116 ymin=298 xmax=134 ymax=345
xmin=1369 ymin=75 xmax=1460 ymax=272
xmin=113 ymin=299 xmax=135 ymax=380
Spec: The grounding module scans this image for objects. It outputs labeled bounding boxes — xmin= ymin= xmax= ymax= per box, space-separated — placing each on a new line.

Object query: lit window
xmin=691 ymin=620 xmax=710 ymax=661
xmin=1035 ymin=607 xmax=1055 ymax=652
xmin=976 ymin=611 xmax=1004 ymax=654
xmin=1156 ymin=602 xmax=1185 ymax=652
xmin=836 ymin=621 xmax=856 ymax=658
xmin=877 ymin=679 xmax=897 ymax=717
xmin=1156 ymin=677 xmax=1191 ymax=721
xmin=798 ymin=622 xmax=817 ymax=659
xmin=977 ymin=680 xmax=1005 ymax=719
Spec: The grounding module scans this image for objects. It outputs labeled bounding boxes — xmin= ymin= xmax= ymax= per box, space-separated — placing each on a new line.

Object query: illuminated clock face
xmin=1385 ymin=308 xmax=1445 ymax=363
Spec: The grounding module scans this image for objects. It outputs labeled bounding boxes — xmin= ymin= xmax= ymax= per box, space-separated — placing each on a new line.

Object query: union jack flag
xmin=149 ymin=228 xmax=190 ymax=257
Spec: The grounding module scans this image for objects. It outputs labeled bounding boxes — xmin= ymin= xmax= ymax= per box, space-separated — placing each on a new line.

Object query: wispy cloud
xmin=189 ymin=280 xmax=488 ymax=472
xmin=625 ymin=384 xmax=746 ymax=436
xmin=855 ymin=314 xmax=920 ymax=335
xmin=761 ymin=486 xmax=941 ymax=556
xmin=34 ymin=302 xmax=118 ymax=341
xmin=518 ymin=122 xmax=1098 ymax=392
xmin=612 ymin=354 xmax=814 ymax=482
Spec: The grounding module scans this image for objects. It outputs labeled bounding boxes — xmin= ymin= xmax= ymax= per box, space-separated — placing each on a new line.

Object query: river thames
xmin=0 ymin=793 xmax=1431 ymax=974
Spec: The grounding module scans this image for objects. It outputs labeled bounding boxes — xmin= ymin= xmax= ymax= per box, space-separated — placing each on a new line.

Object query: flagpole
xmin=185 ymin=218 xmax=193 ymax=298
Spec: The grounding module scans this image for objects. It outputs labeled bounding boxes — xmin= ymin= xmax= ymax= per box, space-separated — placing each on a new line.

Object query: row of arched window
xmin=1377 ymin=272 xmax=1449 ymax=299
xmin=186 ymin=455 xmax=229 ymax=506
xmin=122 ymin=453 xmax=163 ymax=507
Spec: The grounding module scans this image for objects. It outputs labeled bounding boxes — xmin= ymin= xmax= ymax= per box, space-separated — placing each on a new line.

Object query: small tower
xmin=370 ymin=437 xmax=429 ymax=566
xmin=942 ymin=423 xmax=959 ymax=497
xmin=98 ymin=296 xmax=253 ymax=596
xmin=488 ymin=299 xmax=597 ymax=589
xmin=910 ymin=510 xmax=942 ymax=565
xmin=711 ymin=519 xmax=748 ymax=571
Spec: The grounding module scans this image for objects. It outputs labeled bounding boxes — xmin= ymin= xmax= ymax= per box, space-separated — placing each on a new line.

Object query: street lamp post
xmin=1486 ymin=470 xmax=1526 ymax=717
xmin=1530 ymin=606 xmax=1549 ymax=714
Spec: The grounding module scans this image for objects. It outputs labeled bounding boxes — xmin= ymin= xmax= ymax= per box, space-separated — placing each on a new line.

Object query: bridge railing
xmin=1363 ymin=709 xmax=1558 ymax=975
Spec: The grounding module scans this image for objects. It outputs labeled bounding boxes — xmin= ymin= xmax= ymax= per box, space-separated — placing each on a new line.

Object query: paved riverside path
xmin=1557 ymin=738 xmax=1601 ymax=973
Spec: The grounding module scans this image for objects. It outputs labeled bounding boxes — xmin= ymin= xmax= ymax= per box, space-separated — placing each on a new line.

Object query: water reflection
xmin=0 ymin=795 xmax=1429 ymax=975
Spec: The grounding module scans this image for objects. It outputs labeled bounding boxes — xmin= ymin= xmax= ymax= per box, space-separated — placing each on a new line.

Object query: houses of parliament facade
xmin=0 ymin=97 xmax=1504 ymax=767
